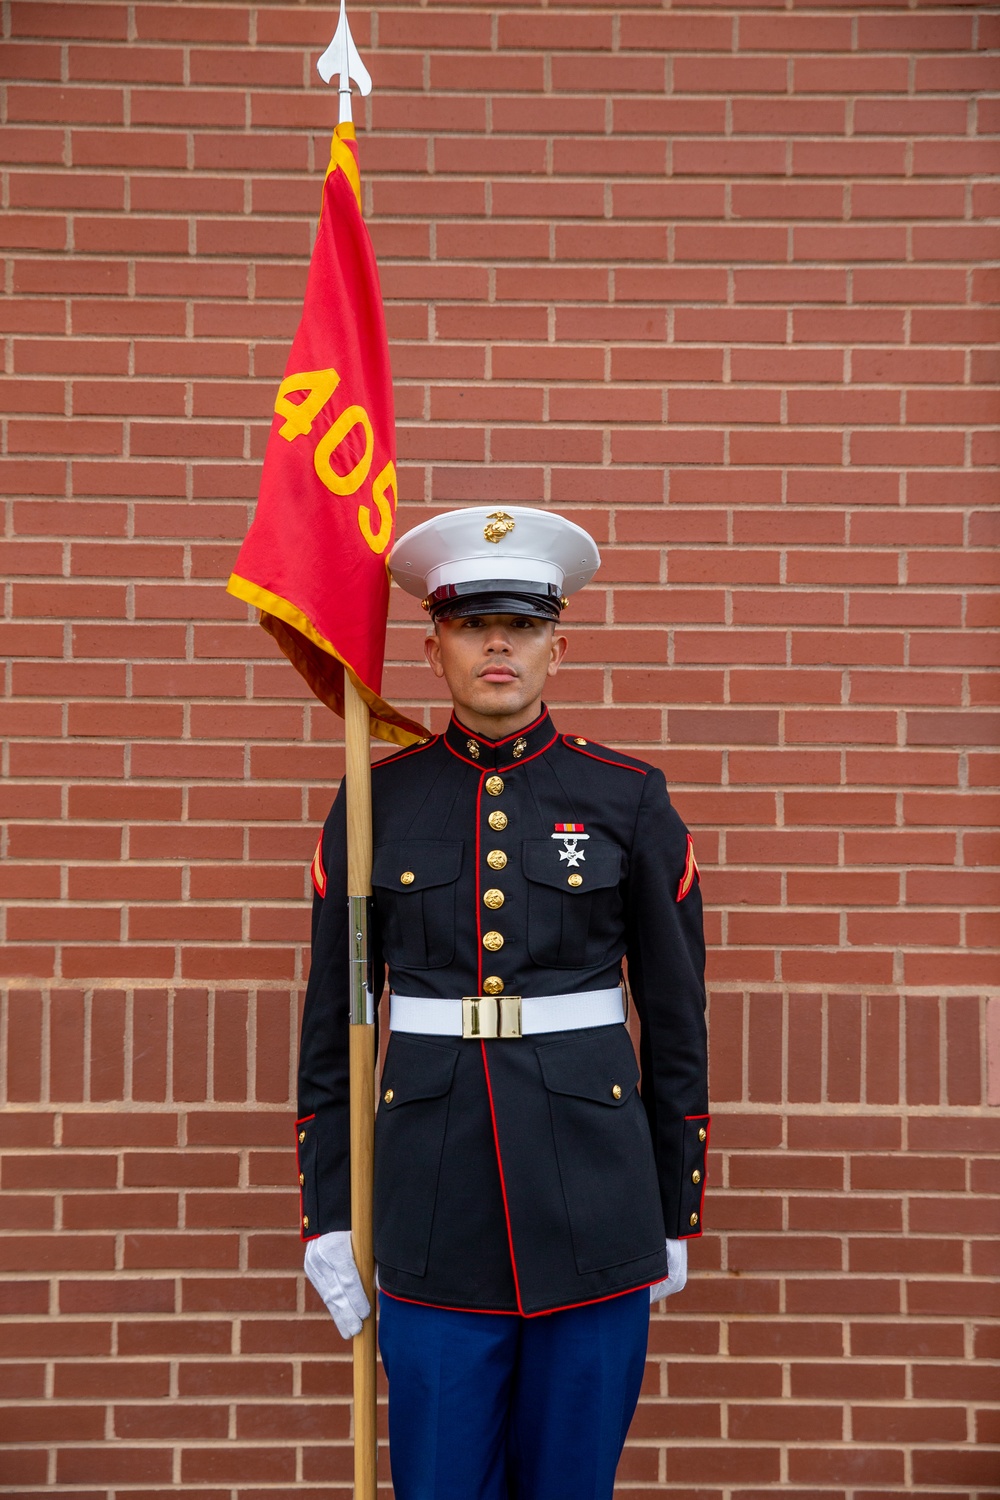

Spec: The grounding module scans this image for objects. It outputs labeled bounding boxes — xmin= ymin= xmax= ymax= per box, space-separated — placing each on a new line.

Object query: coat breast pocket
xmin=538 ymin=1027 xmax=664 ymax=1274
xmin=374 ymin=1035 xmax=457 ymax=1276
xmin=372 ymin=840 xmax=463 ymax=970
xmin=521 ymin=838 xmax=624 ymax=969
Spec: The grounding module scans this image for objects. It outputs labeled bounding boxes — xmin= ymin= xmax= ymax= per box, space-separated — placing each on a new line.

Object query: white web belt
xmin=388 ymin=987 xmax=626 ymax=1040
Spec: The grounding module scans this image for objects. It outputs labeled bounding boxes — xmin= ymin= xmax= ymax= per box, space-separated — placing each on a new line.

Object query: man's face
xmin=424 ymin=613 xmax=567 ymax=736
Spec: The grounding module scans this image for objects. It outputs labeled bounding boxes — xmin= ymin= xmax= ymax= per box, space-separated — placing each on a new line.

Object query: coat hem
xmin=378 ymin=1276 xmax=662 ymax=1319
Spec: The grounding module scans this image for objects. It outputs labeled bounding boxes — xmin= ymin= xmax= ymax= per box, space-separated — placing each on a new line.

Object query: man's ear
xmin=424 ymin=628 xmax=446 ymax=679
xmin=547 ymin=631 xmax=568 ymax=677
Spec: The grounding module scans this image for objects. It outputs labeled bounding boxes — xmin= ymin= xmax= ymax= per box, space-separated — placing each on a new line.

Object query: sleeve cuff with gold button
xmin=679 ymin=1114 xmax=709 ymax=1238
xmin=295 ymin=1113 xmax=320 ymax=1241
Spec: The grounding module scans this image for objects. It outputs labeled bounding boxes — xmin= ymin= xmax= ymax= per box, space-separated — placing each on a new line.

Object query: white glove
xmin=649 ymin=1238 xmax=688 ymax=1304
xmin=304 ymin=1231 xmax=371 ymax=1339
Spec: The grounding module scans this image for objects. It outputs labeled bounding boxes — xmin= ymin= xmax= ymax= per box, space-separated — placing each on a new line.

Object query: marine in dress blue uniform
xmin=296 ymin=507 xmax=709 ymax=1499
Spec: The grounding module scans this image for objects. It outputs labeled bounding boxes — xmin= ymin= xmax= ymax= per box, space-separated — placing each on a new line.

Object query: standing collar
xmin=444 ymin=706 xmax=557 ymax=771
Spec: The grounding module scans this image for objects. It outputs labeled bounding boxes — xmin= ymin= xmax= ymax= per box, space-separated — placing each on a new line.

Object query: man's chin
xmin=462 ymin=685 xmax=533 ymax=721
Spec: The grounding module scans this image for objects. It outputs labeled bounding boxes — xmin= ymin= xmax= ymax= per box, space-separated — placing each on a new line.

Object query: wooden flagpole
xmin=344 ymin=675 xmax=378 ymax=1499
xmin=324 ymin=9 xmax=379 ymax=1494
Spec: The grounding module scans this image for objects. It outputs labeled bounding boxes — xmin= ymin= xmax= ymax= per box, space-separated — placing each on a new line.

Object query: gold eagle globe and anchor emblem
xmin=483 ymin=510 xmax=516 ymax=544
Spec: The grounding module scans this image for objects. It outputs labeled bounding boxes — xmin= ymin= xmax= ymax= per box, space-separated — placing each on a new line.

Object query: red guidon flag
xmin=227 ymin=122 xmax=423 ymax=746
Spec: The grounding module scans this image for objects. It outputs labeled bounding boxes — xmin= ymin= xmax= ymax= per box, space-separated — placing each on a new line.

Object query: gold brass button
xmin=689 ymin=1212 xmax=699 ymax=1228
xmin=488 ymin=810 xmax=508 ymax=831
xmin=400 ymin=871 xmax=415 ymax=885
xmin=383 ymin=1088 xmax=394 ymax=1104
xmin=692 ymin=1169 xmax=701 ymax=1185
xmin=483 ymin=930 xmax=504 ymax=952
xmin=483 ymin=888 xmax=504 ymax=910
xmin=574 ymin=737 xmax=587 ymax=745
xmin=299 ymin=1173 xmax=305 ymax=1186
xmin=568 ymin=873 xmax=583 ymax=887
xmin=612 ymin=1084 xmax=622 ymax=1100
xmin=485 ymin=775 xmax=504 ymax=796
xmin=298 ymin=1130 xmax=306 ymax=1143
xmin=698 ymin=1127 xmax=707 ymax=1143
xmin=483 ymin=976 xmax=504 ymax=995
xmin=302 ymin=1215 xmax=309 ymax=1230
xmin=466 ymin=738 xmax=481 ymax=759
xmin=487 ymin=849 xmax=507 ymax=870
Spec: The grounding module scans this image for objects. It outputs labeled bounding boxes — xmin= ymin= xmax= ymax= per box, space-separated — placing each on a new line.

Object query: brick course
xmin=1 ymin=1 xmax=998 ymax=1494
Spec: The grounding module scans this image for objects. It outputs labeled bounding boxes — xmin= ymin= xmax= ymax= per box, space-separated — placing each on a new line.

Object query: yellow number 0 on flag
xmin=273 ymin=368 xmax=397 ymax=555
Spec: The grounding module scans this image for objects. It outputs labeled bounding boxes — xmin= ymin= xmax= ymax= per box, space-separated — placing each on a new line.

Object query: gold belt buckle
xmin=462 ymin=995 xmax=522 ymax=1039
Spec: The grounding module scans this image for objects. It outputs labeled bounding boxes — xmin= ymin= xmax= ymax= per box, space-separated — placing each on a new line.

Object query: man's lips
xmin=478 ymin=664 xmax=518 ymax=682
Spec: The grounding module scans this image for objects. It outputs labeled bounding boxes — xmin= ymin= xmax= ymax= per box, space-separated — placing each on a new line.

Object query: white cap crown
xmin=388 ymin=506 xmax=600 ymax=619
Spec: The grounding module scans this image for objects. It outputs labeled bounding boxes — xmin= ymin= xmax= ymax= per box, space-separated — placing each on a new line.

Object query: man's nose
xmin=483 ymin=628 xmax=513 ymax=652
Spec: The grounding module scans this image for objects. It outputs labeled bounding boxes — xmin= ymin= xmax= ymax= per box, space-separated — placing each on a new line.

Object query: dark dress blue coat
xmin=297 ymin=707 xmax=709 ymax=1316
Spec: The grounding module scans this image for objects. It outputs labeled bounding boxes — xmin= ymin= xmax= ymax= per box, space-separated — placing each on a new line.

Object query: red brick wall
xmin=2 ymin=2 xmax=998 ymax=1493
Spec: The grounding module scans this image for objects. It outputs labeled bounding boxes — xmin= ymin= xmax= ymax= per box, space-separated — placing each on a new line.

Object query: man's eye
xmin=461 ymin=617 xmax=483 ymax=628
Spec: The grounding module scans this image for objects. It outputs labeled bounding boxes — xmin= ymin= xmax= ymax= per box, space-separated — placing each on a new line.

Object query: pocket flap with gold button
xmin=372 ymin=841 xmax=463 ymax=893
xmin=378 ymin=1036 xmax=457 ymax=1110
xmin=537 ymin=1029 xmax=638 ymax=1106
xmin=521 ymin=838 xmax=622 ymax=893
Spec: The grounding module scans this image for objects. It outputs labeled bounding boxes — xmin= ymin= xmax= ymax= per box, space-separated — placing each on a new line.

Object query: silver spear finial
xmin=317 ymin=0 xmax=373 ymax=125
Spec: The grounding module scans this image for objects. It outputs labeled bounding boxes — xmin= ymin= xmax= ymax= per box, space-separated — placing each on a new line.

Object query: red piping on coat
xmin=475 ymin=773 xmax=484 ymax=991
xmin=451 ymin=706 xmax=547 ymax=748
xmin=445 ymin=741 xmax=495 ymax=770
xmin=444 ymin=728 xmax=558 ymax=773
xmin=683 ymin=1112 xmax=710 ymax=1238
xmin=480 ymin=1039 xmax=526 ymax=1316
xmin=294 ymin=1113 xmax=318 ymax=1242
xmin=497 ymin=730 xmax=558 ymax=772
xmin=378 ymin=1276 xmax=664 ymax=1320
xmin=378 ymin=1288 xmax=520 ymax=1316
xmin=562 ymin=736 xmax=647 ymax=775
xmin=371 ymin=735 xmax=438 ymax=770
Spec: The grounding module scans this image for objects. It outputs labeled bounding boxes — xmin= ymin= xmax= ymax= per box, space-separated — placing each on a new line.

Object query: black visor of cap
xmin=427 ymin=579 xmax=563 ymax=623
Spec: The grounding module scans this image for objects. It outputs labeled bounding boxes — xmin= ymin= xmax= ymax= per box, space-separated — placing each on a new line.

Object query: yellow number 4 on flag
xmin=274 ymin=368 xmax=342 ymax=440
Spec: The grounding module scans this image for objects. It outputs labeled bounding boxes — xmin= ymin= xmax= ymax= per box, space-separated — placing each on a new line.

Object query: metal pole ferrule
xmin=348 ymin=895 xmax=374 ymax=1025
